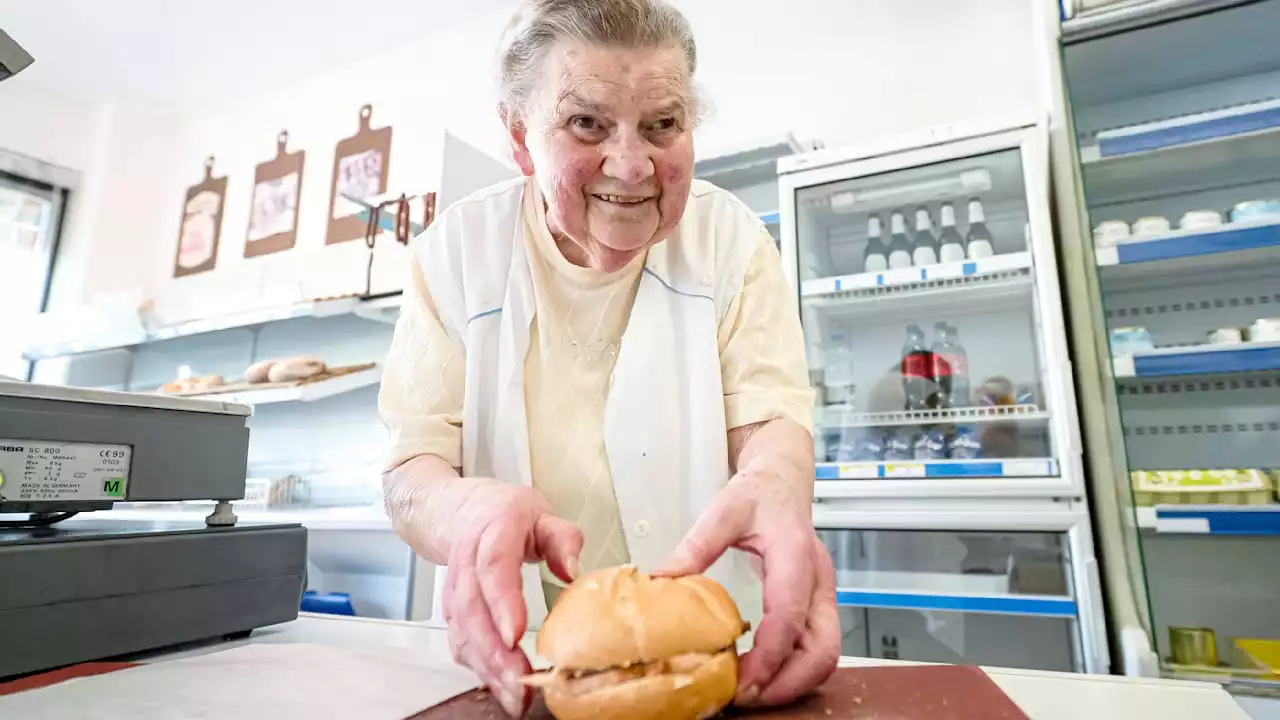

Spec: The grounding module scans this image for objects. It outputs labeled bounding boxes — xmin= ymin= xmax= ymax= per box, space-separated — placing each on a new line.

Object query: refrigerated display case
xmin=1058 ymin=0 xmax=1280 ymax=700
xmin=778 ymin=119 xmax=1109 ymax=673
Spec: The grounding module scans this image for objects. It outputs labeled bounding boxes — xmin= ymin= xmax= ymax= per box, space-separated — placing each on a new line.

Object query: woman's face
xmin=507 ymin=41 xmax=695 ymax=271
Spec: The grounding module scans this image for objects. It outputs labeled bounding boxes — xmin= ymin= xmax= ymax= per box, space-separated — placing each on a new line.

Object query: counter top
xmin=139 ymin=614 xmax=1249 ymax=719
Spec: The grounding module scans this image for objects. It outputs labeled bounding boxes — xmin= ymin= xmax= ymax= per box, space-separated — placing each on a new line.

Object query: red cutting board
xmin=411 ymin=665 xmax=1030 ymax=719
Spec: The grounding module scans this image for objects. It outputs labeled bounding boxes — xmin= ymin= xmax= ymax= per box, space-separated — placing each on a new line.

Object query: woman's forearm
xmin=382 ymin=454 xmax=476 ymax=565
xmin=728 ymin=417 xmax=815 ymax=504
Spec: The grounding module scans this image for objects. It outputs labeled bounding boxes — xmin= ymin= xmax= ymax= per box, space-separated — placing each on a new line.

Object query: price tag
xmin=0 ymin=439 xmax=131 ymax=503
xmin=882 ymin=463 xmax=926 ymax=478
xmin=838 ymin=464 xmax=879 ymax=480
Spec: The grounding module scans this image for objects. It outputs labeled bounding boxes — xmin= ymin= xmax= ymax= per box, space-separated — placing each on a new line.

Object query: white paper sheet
xmin=0 ymin=643 xmax=482 ymax=719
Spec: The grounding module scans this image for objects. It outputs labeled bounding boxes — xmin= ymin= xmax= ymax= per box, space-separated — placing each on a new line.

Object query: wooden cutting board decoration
xmin=173 ymin=156 xmax=227 ymax=278
xmin=245 ymin=130 xmax=305 ymax=258
xmin=326 ymin=104 xmax=393 ymax=245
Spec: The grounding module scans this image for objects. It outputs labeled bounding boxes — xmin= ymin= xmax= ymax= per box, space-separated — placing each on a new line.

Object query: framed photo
xmin=173 ymin=156 xmax=226 ymax=278
xmin=325 ymin=104 xmax=392 ymax=245
xmin=245 ymin=130 xmax=305 ymax=257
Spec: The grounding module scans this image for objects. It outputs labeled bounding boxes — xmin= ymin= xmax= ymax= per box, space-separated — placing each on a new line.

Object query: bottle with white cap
xmin=863 ymin=215 xmax=888 ymax=273
xmin=938 ymin=202 xmax=967 ymax=263
xmin=912 ymin=207 xmax=939 ymax=267
xmin=887 ymin=211 xmax=913 ymax=270
xmin=966 ymin=198 xmax=995 ymax=259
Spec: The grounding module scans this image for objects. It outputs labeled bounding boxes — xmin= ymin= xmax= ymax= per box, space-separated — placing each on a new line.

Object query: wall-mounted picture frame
xmin=244 ymin=130 xmax=305 ymax=258
xmin=173 ymin=156 xmax=226 ymax=278
xmin=325 ymin=104 xmax=392 ymax=245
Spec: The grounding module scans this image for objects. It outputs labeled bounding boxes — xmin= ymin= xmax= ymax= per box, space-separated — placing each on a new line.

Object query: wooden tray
xmin=164 ymin=362 xmax=377 ymax=398
xmin=411 ymin=666 xmax=1030 ymax=720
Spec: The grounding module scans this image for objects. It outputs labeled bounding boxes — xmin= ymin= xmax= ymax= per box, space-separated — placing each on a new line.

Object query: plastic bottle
xmin=900 ymin=324 xmax=931 ymax=412
xmin=928 ymin=321 xmax=953 ymax=410
xmin=947 ymin=324 xmax=971 ymax=408
xmin=824 ymin=331 xmax=856 ymax=405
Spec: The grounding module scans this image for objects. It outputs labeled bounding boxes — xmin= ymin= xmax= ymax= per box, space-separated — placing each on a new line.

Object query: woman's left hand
xmin=656 ymin=469 xmax=841 ymax=708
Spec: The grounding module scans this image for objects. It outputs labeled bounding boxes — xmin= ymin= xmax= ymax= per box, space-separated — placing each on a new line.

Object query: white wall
xmin=6 ymin=0 xmax=1043 ymax=316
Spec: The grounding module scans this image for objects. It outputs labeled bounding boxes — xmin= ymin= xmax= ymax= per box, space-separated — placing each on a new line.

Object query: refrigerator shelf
xmin=835 ymin=589 xmax=1078 ymax=617
xmin=1113 ymin=341 xmax=1280 ymax=379
xmin=819 ymin=403 xmax=1049 ymax=429
xmin=816 ymin=457 xmax=1057 ymax=480
xmin=801 ymin=252 xmax=1033 ymax=317
xmin=1136 ymin=504 xmax=1280 ymax=535
xmin=1096 ymin=218 xmax=1280 ymax=270
xmin=1081 ymin=98 xmax=1280 ymax=162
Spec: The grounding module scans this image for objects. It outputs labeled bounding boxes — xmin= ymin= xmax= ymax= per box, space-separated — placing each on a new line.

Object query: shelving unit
xmin=21 ymin=295 xmax=391 ymax=361
xmin=816 ymin=457 xmax=1057 ymax=481
xmin=1137 ymin=505 xmax=1280 ymax=536
xmin=1062 ymin=0 xmax=1280 ymax=695
xmin=180 ymin=365 xmax=383 ymax=406
xmin=819 ymin=403 xmax=1049 ymax=429
xmin=1096 ymin=218 xmax=1280 ymax=269
xmin=1113 ymin=341 xmax=1280 ymax=379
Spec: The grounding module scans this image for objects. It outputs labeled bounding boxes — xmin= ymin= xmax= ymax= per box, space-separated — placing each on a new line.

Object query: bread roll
xmin=529 ymin=565 xmax=747 ymax=720
xmin=266 ymin=355 xmax=327 ymax=383
xmin=245 ymin=360 xmax=277 ymax=384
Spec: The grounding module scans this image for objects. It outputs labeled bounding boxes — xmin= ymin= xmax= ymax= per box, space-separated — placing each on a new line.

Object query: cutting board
xmin=411 ymin=665 xmax=1030 ymax=719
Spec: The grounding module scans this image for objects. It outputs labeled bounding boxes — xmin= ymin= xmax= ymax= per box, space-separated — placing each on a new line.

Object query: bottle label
xmin=864 ymin=255 xmax=888 ymax=272
xmin=888 ymin=250 xmax=912 ymax=269
xmin=939 ymin=244 xmax=966 ymax=263
xmin=912 ymin=247 xmax=938 ymax=266
xmin=930 ymin=353 xmax=953 ymax=379
xmin=967 ymin=240 xmax=994 ymax=259
xmin=902 ymin=352 xmax=931 ymax=379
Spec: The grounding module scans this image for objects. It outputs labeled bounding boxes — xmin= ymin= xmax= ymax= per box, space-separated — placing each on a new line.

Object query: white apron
xmin=416 ymin=177 xmax=764 ymax=635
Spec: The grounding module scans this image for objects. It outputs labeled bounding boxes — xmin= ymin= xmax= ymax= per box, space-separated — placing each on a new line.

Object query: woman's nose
xmin=600 ymin=135 xmax=656 ymax=186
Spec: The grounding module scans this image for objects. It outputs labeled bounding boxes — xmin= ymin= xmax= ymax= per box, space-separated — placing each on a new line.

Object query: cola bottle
xmin=929 ymin=321 xmax=953 ymax=410
xmin=901 ymin=324 xmax=931 ymax=411
xmin=947 ymin=324 xmax=971 ymax=408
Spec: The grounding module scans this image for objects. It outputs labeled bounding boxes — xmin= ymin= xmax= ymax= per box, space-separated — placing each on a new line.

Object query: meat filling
xmin=523 ymin=649 xmax=732 ymax=697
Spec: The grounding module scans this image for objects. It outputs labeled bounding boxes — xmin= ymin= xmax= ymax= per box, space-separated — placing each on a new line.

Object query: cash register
xmin=0 ymin=380 xmax=307 ymax=679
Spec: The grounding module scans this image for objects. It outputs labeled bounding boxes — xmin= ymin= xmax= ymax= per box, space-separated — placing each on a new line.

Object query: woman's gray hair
xmin=498 ymin=0 xmax=700 ymax=121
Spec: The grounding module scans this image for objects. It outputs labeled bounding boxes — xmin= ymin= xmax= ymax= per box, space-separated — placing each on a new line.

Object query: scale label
xmin=0 ymin=439 xmax=132 ymax=502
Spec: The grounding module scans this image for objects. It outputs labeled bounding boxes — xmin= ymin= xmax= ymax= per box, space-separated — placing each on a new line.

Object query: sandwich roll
xmin=266 ymin=355 xmax=327 ymax=383
xmin=526 ymin=565 xmax=748 ymax=720
xmin=245 ymin=360 xmax=277 ymax=384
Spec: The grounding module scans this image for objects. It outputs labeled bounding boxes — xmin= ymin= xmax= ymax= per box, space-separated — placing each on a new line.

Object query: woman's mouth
xmin=591 ymin=193 xmax=654 ymax=206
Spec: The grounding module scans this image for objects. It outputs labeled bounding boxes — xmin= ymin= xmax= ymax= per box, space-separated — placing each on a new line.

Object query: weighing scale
xmin=0 ymin=380 xmax=306 ymax=678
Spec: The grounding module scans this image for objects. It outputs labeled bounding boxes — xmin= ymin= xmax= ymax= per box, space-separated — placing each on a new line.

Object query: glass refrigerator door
xmin=780 ymin=126 xmax=1080 ymax=498
xmin=813 ymin=521 xmax=1094 ymax=672
xmin=1062 ymin=0 xmax=1280 ymax=696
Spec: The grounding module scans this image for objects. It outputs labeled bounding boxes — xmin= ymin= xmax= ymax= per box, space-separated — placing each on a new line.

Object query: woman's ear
xmin=502 ymin=107 xmax=536 ymax=177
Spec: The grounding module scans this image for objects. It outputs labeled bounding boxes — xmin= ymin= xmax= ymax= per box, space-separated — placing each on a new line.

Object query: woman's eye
xmin=571 ymin=116 xmax=602 ymax=131
xmin=652 ymin=117 xmax=679 ymax=132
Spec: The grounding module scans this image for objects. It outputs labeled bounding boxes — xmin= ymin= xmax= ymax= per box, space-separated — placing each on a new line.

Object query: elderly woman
xmin=379 ymin=0 xmax=838 ymax=715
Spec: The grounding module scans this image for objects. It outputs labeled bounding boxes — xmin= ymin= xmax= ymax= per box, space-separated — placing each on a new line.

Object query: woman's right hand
xmin=442 ymin=480 xmax=583 ymax=717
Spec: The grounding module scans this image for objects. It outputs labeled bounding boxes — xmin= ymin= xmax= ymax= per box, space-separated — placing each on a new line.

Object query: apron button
xmin=634 ymin=520 xmax=651 ymax=538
